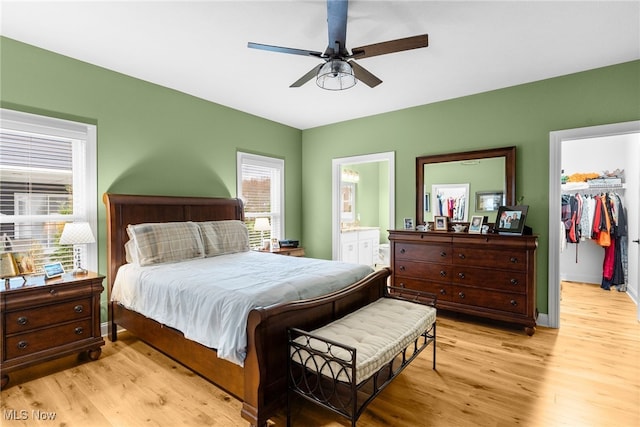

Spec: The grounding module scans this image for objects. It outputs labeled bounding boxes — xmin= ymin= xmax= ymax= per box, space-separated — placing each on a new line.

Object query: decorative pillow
xmin=124 ymin=239 xmax=139 ymax=264
xmin=127 ymin=221 xmax=204 ymax=266
xmin=198 ymin=220 xmax=250 ymax=257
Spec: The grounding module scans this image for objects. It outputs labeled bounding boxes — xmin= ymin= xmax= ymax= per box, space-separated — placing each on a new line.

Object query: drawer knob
xmin=399 ymin=265 xmax=406 ymax=271
xmin=458 ymin=272 xmax=466 ymax=279
xmin=439 ymin=289 xmax=446 ymax=295
xmin=74 ymin=305 xmax=84 ymax=313
xmin=510 ymin=300 xmax=518 ymax=306
xmin=399 ymin=282 xmax=406 ymax=288
xmin=17 ymin=316 xmax=28 ymax=326
xmin=49 ymin=288 xmax=57 ymax=295
xmin=458 ymin=253 xmax=466 ymax=259
xmin=440 ymin=251 xmax=447 ymax=257
xmin=400 ymin=248 xmax=406 ymax=254
xmin=75 ymin=327 xmax=84 ymax=335
xmin=510 ymin=257 xmax=518 ymax=263
xmin=458 ymin=292 xmax=465 ymax=299
xmin=440 ymin=270 xmax=446 ymax=277
xmin=510 ymin=278 xmax=519 ymax=285
xmin=17 ymin=341 xmax=28 ymax=350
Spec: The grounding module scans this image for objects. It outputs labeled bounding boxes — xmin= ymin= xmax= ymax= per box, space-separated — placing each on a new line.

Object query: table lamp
xmin=254 ymin=217 xmax=271 ymax=250
xmin=60 ymin=222 xmax=95 ymax=275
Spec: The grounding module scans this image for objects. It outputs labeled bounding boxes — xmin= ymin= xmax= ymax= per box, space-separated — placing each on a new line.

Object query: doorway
xmin=331 ymin=152 xmax=395 ymax=264
xmin=548 ymin=121 xmax=640 ymax=327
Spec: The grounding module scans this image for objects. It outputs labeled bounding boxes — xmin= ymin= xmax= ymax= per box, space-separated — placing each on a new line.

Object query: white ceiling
xmin=1 ymin=1 xmax=639 ymax=130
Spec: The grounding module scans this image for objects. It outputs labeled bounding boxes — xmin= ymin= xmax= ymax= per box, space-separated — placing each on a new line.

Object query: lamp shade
xmin=254 ymin=217 xmax=271 ymax=232
xmin=316 ymin=59 xmax=356 ymax=90
xmin=59 ymin=222 xmax=95 ymax=245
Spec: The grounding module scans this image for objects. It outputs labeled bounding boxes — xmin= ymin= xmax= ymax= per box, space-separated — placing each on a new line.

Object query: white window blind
xmin=237 ymin=152 xmax=284 ymax=248
xmin=0 ymin=109 xmax=97 ymax=276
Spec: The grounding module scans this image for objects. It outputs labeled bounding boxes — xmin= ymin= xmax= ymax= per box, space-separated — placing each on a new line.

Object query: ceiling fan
xmin=247 ymin=0 xmax=429 ymax=90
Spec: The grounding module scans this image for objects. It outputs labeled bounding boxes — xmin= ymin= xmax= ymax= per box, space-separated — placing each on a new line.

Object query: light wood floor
xmin=1 ymin=281 xmax=638 ymax=426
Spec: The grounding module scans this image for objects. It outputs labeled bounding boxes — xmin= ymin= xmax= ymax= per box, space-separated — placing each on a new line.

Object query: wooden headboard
xmin=103 ymin=193 xmax=244 ymax=292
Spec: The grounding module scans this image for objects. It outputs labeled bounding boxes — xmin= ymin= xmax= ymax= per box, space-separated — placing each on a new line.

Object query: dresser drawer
xmin=2 ymin=284 xmax=94 ymax=311
xmin=450 ymin=286 xmax=526 ymax=315
xmin=451 ymin=268 xmax=527 ymax=293
xmin=394 ymin=260 xmax=451 ymax=281
xmin=5 ymin=319 xmax=93 ymax=359
xmin=452 ymin=247 xmax=528 ymax=271
xmin=395 ymin=242 xmax=452 ymax=263
xmin=393 ymin=277 xmax=453 ymax=301
xmin=5 ymin=298 xmax=92 ymax=334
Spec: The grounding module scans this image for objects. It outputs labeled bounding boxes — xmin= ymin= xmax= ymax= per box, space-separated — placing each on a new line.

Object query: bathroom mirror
xmin=416 ymin=146 xmax=516 ymax=225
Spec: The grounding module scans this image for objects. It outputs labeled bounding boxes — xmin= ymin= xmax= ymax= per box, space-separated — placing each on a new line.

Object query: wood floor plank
xmin=1 ymin=281 xmax=638 ymax=426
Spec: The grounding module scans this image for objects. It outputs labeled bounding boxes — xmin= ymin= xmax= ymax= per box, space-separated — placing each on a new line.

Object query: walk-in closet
xmin=559 ymin=134 xmax=639 ymax=313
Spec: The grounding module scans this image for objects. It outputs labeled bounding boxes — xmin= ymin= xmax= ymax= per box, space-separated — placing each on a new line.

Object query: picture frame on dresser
xmin=468 ymin=215 xmax=484 ymax=234
xmin=403 ymin=218 xmax=414 ymax=230
xmin=494 ymin=205 xmax=528 ymax=235
xmin=433 ymin=216 xmax=448 ymax=231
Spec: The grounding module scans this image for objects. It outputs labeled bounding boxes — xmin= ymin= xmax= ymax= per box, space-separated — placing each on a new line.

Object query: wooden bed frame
xmin=103 ymin=193 xmax=390 ymax=426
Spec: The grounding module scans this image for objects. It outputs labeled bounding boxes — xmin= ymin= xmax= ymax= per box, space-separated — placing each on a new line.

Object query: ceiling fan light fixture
xmin=316 ymin=59 xmax=356 ymax=90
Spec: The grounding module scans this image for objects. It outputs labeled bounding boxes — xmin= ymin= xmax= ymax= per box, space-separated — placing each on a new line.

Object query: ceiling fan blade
xmin=325 ymin=0 xmax=349 ymax=56
xmin=349 ymin=60 xmax=382 ymax=88
xmin=351 ymin=34 xmax=429 ymax=59
xmin=248 ymin=42 xmax=323 ymax=58
xmin=290 ymin=64 xmax=324 ymax=88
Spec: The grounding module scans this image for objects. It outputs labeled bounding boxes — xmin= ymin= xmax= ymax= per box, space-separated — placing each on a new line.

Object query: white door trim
xmin=331 ymin=152 xmax=395 ymax=261
xmin=548 ymin=120 xmax=640 ymax=327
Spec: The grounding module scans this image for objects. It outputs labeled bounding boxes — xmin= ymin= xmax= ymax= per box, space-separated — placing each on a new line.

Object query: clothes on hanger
xmin=560 ymin=190 xmax=628 ymax=291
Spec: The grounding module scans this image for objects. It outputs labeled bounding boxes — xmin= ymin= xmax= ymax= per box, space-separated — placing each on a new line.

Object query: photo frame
xmin=494 ymin=205 xmax=529 ymax=235
xmin=475 ymin=191 xmax=504 ymax=212
xmin=468 ymin=215 xmax=484 ymax=234
xmin=403 ymin=217 xmax=414 ymax=230
xmin=433 ymin=215 xmax=448 ymax=232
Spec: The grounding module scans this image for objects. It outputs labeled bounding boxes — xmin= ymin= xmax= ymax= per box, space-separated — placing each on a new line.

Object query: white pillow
xmin=198 ymin=220 xmax=250 ymax=257
xmin=126 ymin=221 xmax=204 ymax=266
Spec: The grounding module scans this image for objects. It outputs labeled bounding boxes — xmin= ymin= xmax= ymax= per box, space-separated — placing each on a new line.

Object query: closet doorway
xmin=548 ymin=121 xmax=640 ymax=327
xmin=331 ymin=152 xmax=395 ymax=266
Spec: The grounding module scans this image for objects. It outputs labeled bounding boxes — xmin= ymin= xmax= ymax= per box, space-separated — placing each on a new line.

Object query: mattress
xmin=111 ymin=250 xmax=374 ymax=366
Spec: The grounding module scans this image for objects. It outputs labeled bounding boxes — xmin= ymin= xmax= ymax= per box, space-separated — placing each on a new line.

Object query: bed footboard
xmin=241 ymin=267 xmax=391 ymax=427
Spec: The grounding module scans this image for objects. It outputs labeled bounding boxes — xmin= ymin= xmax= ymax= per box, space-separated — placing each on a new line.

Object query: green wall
xmin=1 ymin=37 xmax=302 ymax=320
xmin=302 ymin=60 xmax=640 ymax=313
xmin=2 ymin=36 xmax=639 ymax=317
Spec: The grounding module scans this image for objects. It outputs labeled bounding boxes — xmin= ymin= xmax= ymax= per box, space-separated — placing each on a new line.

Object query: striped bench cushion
xmin=292 ymin=298 xmax=436 ymax=384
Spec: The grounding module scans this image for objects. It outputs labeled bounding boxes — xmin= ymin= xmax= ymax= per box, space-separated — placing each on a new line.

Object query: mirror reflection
xmin=416 ymin=147 xmax=516 ymax=226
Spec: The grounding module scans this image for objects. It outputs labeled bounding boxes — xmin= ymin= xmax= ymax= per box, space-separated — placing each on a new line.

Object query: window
xmin=237 ymin=152 xmax=284 ymax=248
xmin=0 ymin=109 xmax=97 ymax=275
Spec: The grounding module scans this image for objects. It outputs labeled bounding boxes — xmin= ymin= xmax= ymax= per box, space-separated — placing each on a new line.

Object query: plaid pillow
xmin=198 ymin=220 xmax=249 ymax=257
xmin=127 ymin=221 xmax=204 ymax=266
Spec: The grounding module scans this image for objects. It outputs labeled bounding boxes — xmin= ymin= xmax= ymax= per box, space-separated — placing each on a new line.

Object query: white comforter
xmin=111 ymin=251 xmax=374 ymax=366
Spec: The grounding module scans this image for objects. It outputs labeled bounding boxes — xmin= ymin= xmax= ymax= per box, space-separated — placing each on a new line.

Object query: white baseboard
xmin=536 ymin=312 xmax=550 ymax=328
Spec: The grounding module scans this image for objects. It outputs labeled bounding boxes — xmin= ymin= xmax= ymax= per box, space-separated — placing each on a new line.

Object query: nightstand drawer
xmin=5 ymin=319 xmax=93 ymax=359
xmin=5 ymin=298 xmax=92 ymax=334
xmin=2 ymin=284 xmax=94 ymax=311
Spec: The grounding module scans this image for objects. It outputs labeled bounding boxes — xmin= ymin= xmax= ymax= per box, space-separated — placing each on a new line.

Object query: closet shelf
xmin=561 ymin=183 xmax=626 ymax=194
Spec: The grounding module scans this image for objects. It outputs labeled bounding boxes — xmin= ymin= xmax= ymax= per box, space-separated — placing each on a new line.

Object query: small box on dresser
xmin=1 ymin=272 xmax=105 ymax=389
xmin=388 ymin=230 xmax=538 ymax=335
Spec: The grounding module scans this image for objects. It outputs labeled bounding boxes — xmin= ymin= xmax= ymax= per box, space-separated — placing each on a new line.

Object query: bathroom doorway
xmin=331 ymin=152 xmax=395 ymax=267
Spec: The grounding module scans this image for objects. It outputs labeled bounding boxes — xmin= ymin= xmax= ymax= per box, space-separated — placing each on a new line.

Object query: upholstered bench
xmin=287 ymin=287 xmax=437 ymax=427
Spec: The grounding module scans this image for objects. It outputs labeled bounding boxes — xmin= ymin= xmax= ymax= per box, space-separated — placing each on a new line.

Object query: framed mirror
xmin=416 ymin=146 xmax=516 ymax=226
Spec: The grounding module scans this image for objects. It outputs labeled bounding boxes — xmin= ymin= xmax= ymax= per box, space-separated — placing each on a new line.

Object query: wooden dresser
xmin=389 ymin=230 xmax=538 ymax=335
xmin=1 ymin=272 xmax=105 ymax=389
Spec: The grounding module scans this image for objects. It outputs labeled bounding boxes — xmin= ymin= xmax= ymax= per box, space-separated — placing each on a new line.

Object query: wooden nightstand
xmin=265 ymin=247 xmax=305 ymax=257
xmin=0 ymin=272 xmax=105 ymax=389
